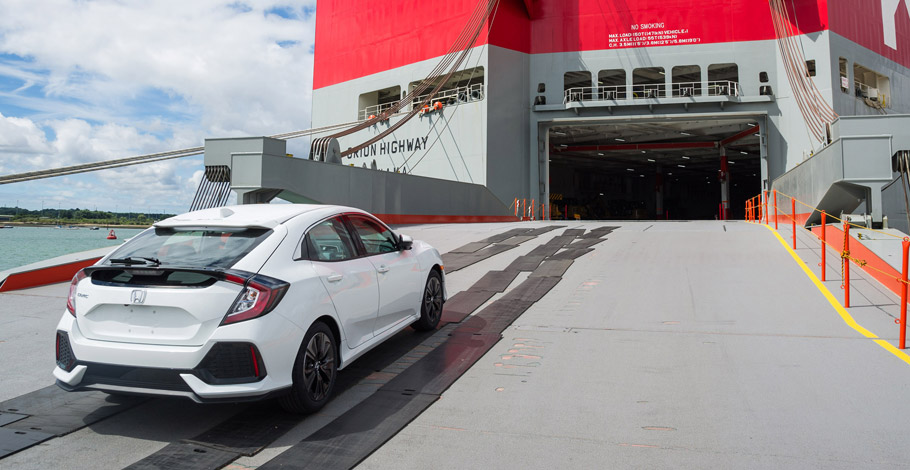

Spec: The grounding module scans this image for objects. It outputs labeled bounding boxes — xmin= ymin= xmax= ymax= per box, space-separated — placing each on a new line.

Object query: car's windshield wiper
xmin=109 ymin=256 xmax=161 ymax=266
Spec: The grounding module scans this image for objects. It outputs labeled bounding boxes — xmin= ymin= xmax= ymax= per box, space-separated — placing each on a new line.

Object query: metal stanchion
xmin=773 ymin=190 xmax=778 ymax=230
xmin=820 ymin=211 xmax=826 ymax=282
xmin=844 ymin=221 xmax=851 ymax=308
xmin=791 ymin=198 xmax=796 ymax=249
xmin=901 ymin=238 xmax=909 ymax=349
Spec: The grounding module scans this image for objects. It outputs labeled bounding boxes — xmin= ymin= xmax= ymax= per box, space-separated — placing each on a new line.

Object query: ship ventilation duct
xmin=188 ymin=165 xmax=233 ymax=212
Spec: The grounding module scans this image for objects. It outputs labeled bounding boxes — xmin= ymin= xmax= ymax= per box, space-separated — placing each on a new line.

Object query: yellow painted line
xmin=759 ymin=223 xmax=910 ymax=365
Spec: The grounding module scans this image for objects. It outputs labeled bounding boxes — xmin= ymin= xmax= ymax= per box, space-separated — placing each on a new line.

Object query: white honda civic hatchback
xmin=54 ymin=204 xmax=445 ymax=413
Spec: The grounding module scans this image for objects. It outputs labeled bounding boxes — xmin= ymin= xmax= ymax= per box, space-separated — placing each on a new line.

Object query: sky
xmin=0 ymin=0 xmax=317 ymax=215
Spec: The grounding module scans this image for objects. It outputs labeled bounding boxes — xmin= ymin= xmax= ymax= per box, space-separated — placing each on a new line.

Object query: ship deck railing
xmin=564 ymin=80 xmax=743 ymax=103
xmin=358 ymin=83 xmax=485 ymax=121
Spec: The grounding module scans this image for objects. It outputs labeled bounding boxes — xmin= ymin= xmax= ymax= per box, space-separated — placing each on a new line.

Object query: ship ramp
xmin=4 ymin=221 xmax=910 ymax=468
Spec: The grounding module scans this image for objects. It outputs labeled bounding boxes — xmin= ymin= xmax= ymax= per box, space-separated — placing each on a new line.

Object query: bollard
xmin=844 ymin=221 xmax=850 ymax=308
xmin=820 ymin=211 xmax=826 ymax=282
xmin=791 ymin=198 xmax=796 ymax=249
xmin=773 ymin=190 xmax=778 ymax=230
xmin=900 ymin=238 xmax=910 ymax=349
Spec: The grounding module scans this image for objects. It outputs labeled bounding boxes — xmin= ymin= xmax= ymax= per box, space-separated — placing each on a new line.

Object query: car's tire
xmin=279 ymin=321 xmax=338 ymax=414
xmin=412 ymin=270 xmax=443 ymax=331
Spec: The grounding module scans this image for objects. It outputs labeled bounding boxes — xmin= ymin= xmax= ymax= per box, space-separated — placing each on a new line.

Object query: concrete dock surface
xmin=2 ymin=220 xmax=909 ymax=469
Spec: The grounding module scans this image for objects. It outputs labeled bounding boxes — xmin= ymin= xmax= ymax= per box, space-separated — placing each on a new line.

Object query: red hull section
xmin=830 ymin=0 xmax=910 ymax=69
xmin=0 ymin=257 xmax=100 ymax=293
xmin=314 ymin=0 xmax=829 ymax=89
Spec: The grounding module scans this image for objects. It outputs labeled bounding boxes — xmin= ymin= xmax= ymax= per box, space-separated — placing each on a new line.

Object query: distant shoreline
xmin=0 ymin=222 xmax=150 ymax=229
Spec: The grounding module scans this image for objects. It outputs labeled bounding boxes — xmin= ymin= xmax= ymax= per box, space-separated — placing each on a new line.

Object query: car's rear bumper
xmin=54 ymin=310 xmax=304 ymax=401
xmin=54 ymin=376 xmax=290 ymax=403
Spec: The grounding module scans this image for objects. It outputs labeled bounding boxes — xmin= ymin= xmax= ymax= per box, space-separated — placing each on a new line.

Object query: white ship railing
xmin=704 ymin=80 xmax=742 ymax=97
xmin=562 ymin=80 xmax=742 ymax=103
xmin=357 ymin=83 xmax=485 ymax=121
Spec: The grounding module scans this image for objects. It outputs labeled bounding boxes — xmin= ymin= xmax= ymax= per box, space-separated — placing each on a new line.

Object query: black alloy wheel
xmin=303 ymin=330 xmax=335 ymax=402
xmin=280 ymin=321 xmax=337 ymax=413
xmin=412 ymin=270 xmax=443 ymax=331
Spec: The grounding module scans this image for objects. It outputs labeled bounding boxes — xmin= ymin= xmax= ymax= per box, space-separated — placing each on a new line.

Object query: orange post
xmin=791 ymin=198 xmax=796 ymax=249
xmin=773 ymin=190 xmax=778 ymax=230
xmin=820 ymin=211 xmax=826 ymax=282
xmin=901 ymin=238 xmax=909 ymax=349
xmin=531 ymin=199 xmax=535 ymax=220
xmin=844 ymin=220 xmax=850 ymax=308
xmin=764 ymin=191 xmax=769 ymax=225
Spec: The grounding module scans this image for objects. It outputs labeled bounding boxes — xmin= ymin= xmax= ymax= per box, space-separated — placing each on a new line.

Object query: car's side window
xmin=348 ymin=216 xmax=398 ymax=255
xmin=305 ymin=218 xmax=355 ymax=261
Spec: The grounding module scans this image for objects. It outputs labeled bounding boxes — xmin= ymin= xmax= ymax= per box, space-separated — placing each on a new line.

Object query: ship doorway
xmin=546 ymin=118 xmax=762 ymax=221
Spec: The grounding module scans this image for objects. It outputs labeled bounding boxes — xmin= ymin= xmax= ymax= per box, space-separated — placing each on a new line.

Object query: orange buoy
xmin=107 ymin=229 xmax=117 ymax=240
xmin=433 ymin=101 xmax=443 ymax=111
xmin=368 ymin=114 xmax=376 ymax=120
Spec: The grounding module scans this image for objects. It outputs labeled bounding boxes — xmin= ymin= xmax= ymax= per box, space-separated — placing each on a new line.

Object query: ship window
xmin=839 ymin=58 xmax=849 ymax=93
xmin=759 ymin=71 xmax=769 ymax=83
xmin=597 ymin=69 xmax=626 ymax=99
xmin=805 ymin=60 xmax=816 ymax=77
xmin=632 ymin=67 xmax=665 ymax=98
xmin=358 ymin=85 xmax=401 ymax=120
xmin=538 ymin=83 xmax=546 ymax=93
xmin=408 ymin=66 xmax=484 ymax=109
xmin=853 ymin=62 xmax=890 ymax=107
xmin=564 ymin=71 xmax=592 ymax=102
xmin=707 ymin=64 xmax=739 ymax=96
xmin=672 ymin=65 xmax=701 ymax=97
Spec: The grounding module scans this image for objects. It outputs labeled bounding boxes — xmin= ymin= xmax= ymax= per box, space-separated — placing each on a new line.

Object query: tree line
xmin=0 ymin=207 xmax=174 ymax=225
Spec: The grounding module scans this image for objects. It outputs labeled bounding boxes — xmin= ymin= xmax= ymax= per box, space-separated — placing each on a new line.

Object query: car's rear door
xmin=345 ymin=214 xmax=422 ymax=336
xmin=306 ymin=216 xmax=379 ymax=349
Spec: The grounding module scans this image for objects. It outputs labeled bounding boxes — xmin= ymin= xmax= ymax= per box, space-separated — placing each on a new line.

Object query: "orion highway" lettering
xmin=347 ymin=137 xmax=429 ymax=159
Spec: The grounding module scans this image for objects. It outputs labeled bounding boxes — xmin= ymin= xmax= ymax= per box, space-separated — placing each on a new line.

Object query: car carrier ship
xmin=189 ymin=0 xmax=910 ymax=231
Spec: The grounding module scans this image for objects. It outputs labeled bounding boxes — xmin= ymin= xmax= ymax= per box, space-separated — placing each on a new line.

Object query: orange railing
xmin=747 ymin=190 xmax=910 ymax=349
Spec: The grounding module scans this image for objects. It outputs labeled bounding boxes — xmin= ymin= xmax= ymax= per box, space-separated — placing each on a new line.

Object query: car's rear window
xmin=106 ymin=227 xmax=273 ymax=269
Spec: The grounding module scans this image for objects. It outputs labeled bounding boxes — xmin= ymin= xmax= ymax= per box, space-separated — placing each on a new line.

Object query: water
xmin=0 ymin=226 xmax=146 ymax=272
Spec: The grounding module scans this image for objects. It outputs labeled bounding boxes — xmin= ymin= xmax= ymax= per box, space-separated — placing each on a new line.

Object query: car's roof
xmin=155 ymin=204 xmax=366 ymax=229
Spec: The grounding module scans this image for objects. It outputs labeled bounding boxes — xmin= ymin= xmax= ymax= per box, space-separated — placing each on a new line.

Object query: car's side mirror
xmin=398 ymin=234 xmax=413 ymax=250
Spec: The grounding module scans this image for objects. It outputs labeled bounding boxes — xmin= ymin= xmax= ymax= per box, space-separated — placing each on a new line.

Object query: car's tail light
xmin=222 ymin=274 xmax=289 ymax=325
xmin=66 ymin=269 xmax=88 ymax=316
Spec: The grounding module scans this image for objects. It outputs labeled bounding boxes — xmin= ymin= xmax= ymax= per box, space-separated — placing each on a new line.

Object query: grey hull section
xmin=203 ymin=137 xmax=517 ymax=222
xmin=771 ymin=115 xmax=910 ymax=227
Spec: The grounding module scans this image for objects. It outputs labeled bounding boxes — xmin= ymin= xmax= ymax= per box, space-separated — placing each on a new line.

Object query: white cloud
xmin=0 ymin=112 xmax=51 ymax=155
xmin=0 ymin=0 xmax=317 ymax=213
xmin=0 ymin=0 xmax=315 ymax=133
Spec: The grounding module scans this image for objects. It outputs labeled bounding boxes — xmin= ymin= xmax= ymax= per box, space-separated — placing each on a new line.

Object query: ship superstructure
xmin=307 ymin=0 xmax=910 ymax=222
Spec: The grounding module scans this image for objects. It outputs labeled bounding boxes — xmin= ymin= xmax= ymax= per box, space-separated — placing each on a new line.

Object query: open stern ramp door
xmin=545 ymin=113 xmax=765 ymax=221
